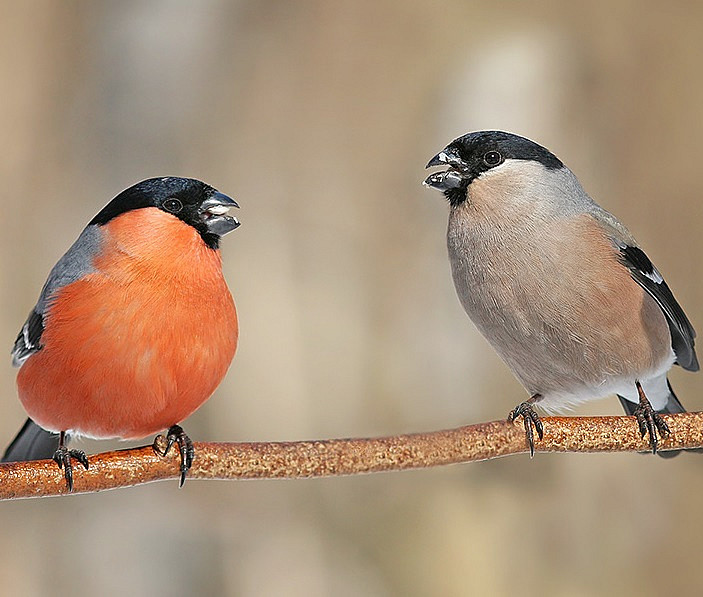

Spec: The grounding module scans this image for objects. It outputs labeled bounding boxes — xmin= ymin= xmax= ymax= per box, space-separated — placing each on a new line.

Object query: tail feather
xmin=616 ymin=394 xmax=638 ymax=417
xmin=617 ymin=379 xmax=699 ymax=458
xmin=2 ymin=418 xmax=61 ymax=463
xmin=662 ymin=379 xmax=686 ymax=414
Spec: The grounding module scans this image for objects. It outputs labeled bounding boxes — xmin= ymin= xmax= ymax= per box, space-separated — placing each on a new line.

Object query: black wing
xmin=619 ymin=245 xmax=698 ymax=371
xmin=11 ymin=308 xmax=45 ymax=367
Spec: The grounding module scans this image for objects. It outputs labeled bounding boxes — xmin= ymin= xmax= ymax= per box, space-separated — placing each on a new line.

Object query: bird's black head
xmin=423 ymin=131 xmax=563 ymax=207
xmin=90 ymin=177 xmax=240 ymax=249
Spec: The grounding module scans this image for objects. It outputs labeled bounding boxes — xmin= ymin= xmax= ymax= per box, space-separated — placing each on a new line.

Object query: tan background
xmin=1 ymin=2 xmax=703 ymax=596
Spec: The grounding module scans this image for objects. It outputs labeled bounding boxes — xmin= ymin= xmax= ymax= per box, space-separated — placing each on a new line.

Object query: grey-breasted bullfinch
xmin=424 ymin=131 xmax=698 ymax=457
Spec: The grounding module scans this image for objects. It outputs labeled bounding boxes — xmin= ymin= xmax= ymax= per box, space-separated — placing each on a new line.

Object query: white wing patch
xmin=22 ymin=323 xmax=33 ymax=350
xmin=643 ymin=267 xmax=664 ymax=284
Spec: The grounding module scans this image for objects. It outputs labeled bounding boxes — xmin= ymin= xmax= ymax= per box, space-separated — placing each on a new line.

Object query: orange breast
xmin=17 ymin=208 xmax=238 ymax=439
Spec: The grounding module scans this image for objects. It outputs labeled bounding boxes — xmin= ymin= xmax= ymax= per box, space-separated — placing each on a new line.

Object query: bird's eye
xmin=483 ymin=151 xmax=503 ymax=166
xmin=163 ymin=198 xmax=183 ymax=213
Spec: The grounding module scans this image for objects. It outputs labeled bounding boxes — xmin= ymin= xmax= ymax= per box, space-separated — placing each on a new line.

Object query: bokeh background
xmin=2 ymin=2 xmax=703 ymax=595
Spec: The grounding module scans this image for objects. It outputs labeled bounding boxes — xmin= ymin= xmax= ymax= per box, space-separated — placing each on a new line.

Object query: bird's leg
xmin=153 ymin=424 xmax=195 ymax=488
xmin=507 ymin=394 xmax=544 ymax=457
xmin=633 ymin=381 xmax=670 ymax=455
xmin=52 ymin=431 xmax=89 ymax=493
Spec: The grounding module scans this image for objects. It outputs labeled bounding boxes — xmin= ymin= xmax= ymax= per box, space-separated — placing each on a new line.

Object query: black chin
xmin=198 ymin=229 xmax=221 ymax=250
xmin=445 ymin=187 xmax=469 ymax=207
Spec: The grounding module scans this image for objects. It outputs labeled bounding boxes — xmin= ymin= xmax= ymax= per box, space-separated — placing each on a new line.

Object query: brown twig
xmin=1 ymin=413 xmax=703 ymax=500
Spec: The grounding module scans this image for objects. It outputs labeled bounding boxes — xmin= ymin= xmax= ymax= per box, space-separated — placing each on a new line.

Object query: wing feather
xmin=618 ymin=245 xmax=698 ymax=371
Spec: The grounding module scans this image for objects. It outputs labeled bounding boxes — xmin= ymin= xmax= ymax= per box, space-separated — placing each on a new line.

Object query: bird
xmin=3 ymin=177 xmax=240 ymax=490
xmin=423 ymin=130 xmax=698 ymax=457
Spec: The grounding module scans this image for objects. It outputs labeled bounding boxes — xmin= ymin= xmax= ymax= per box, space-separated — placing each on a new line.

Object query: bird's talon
xmin=657 ymin=415 xmax=671 ymax=436
xmin=152 ymin=433 xmax=173 ymax=457
xmin=74 ymin=450 xmax=89 ymax=470
xmin=52 ymin=446 xmax=89 ymax=492
xmin=633 ymin=395 xmax=670 ymax=455
xmin=523 ymin=416 xmax=535 ymax=458
xmin=153 ymin=425 xmax=195 ymax=487
xmin=508 ymin=401 xmax=543 ymax=457
xmin=533 ymin=415 xmax=544 ymax=440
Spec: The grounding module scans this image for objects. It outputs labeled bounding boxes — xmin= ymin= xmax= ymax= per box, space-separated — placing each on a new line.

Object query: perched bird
xmin=3 ymin=177 xmax=240 ymax=490
xmin=424 ymin=131 xmax=698 ymax=457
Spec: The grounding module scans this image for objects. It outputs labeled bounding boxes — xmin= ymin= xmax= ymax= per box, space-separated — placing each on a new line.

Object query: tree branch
xmin=2 ymin=413 xmax=703 ymax=500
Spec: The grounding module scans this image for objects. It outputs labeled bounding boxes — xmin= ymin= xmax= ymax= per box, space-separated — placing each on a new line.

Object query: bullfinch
xmin=424 ymin=131 xmax=698 ymax=457
xmin=3 ymin=177 xmax=240 ymax=490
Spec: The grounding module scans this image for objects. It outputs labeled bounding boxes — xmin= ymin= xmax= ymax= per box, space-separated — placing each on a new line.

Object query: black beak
xmin=423 ymin=170 xmax=464 ymax=191
xmin=200 ymin=192 xmax=241 ymax=236
xmin=209 ymin=191 xmax=239 ymax=209
xmin=426 ymin=153 xmax=446 ymax=169
xmin=425 ymin=148 xmax=465 ymax=170
xmin=423 ymin=147 xmax=466 ymax=191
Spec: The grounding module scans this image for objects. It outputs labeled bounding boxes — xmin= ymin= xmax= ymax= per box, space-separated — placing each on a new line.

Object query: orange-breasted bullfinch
xmin=3 ymin=177 xmax=240 ymax=490
xmin=424 ymin=131 xmax=698 ymax=457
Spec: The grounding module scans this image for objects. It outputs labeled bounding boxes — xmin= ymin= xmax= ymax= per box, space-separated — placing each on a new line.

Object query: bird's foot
xmin=634 ymin=384 xmax=670 ymax=455
xmin=507 ymin=399 xmax=544 ymax=457
xmin=52 ymin=446 xmax=89 ymax=493
xmin=153 ymin=425 xmax=195 ymax=488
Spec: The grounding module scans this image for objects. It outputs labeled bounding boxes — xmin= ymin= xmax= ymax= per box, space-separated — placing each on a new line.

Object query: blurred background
xmin=1 ymin=1 xmax=703 ymax=595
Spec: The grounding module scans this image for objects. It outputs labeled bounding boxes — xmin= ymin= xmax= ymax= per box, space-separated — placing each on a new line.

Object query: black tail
xmin=617 ymin=380 xmax=698 ymax=458
xmin=2 ymin=418 xmax=61 ymax=462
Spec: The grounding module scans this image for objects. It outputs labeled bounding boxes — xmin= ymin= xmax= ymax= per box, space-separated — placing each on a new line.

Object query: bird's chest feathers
xmin=448 ymin=195 xmax=551 ymax=295
xmin=96 ymin=212 xmax=229 ymax=316
xmin=45 ymin=210 xmax=236 ymax=366
xmin=446 ymin=192 xmax=591 ymax=336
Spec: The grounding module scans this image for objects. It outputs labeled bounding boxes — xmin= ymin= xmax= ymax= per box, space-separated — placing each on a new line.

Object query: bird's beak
xmin=200 ymin=192 xmax=241 ymax=236
xmin=425 ymin=149 xmax=464 ymax=169
xmin=423 ymin=148 xmax=466 ymax=191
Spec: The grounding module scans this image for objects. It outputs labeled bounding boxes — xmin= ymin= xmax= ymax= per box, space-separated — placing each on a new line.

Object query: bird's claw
xmin=52 ymin=446 xmax=89 ymax=493
xmin=153 ymin=424 xmax=195 ymax=487
xmin=633 ymin=381 xmax=671 ymax=455
xmin=633 ymin=400 xmax=670 ymax=455
xmin=508 ymin=402 xmax=544 ymax=457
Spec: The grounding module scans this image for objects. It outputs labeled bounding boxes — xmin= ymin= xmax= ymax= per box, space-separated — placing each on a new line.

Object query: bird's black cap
xmin=424 ymin=131 xmax=563 ymax=206
xmin=426 ymin=131 xmax=563 ymax=171
xmin=90 ymin=177 xmax=240 ymax=249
